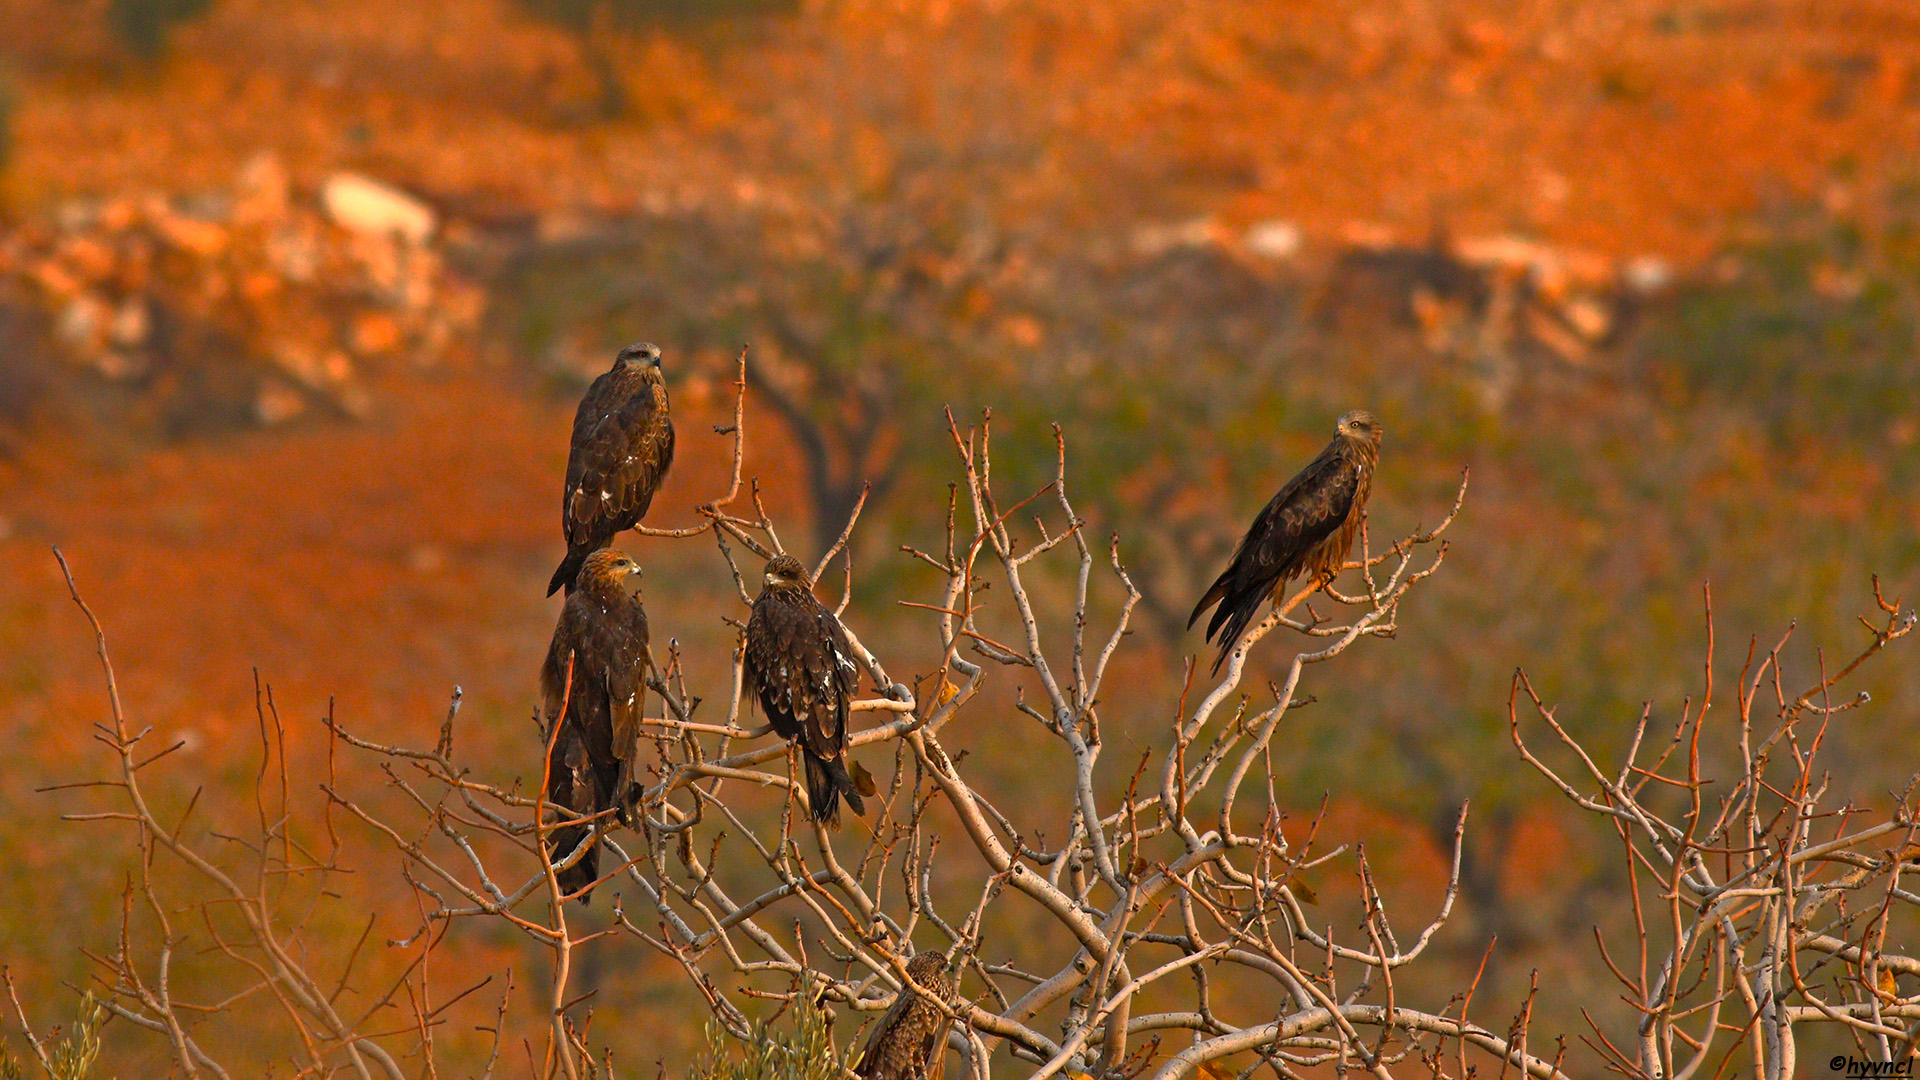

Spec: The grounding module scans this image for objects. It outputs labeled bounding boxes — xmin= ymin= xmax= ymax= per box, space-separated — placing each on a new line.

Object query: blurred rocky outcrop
xmin=0 ymin=154 xmax=488 ymax=437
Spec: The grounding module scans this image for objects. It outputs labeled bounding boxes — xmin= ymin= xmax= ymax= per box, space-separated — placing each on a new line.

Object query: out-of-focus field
xmin=2 ymin=0 xmax=1920 ymax=1073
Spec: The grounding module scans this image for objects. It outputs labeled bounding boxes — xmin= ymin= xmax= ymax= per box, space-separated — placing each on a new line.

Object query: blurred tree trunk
xmin=584 ymin=1 xmax=629 ymax=118
xmin=748 ymin=317 xmax=898 ymax=559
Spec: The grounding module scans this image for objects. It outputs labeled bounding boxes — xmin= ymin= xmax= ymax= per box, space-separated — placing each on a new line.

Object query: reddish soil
xmin=3 ymin=0 xmax=1919 ymax=262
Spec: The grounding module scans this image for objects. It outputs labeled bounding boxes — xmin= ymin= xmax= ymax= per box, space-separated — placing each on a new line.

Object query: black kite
xmin=541 ymin=548 xmax=650 ymax=904
xmin=854 ymin=951 xmax=958 ymax=1080
xmin=744 ymin=555 xmax=867 ymax=826
xmin=547 ymin=342 xmax=675 ymax=596
xmin=1190 ymin=410 xmax=1382 ymax=673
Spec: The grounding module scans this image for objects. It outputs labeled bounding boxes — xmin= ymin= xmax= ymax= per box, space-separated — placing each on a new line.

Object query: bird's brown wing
xmin=854 ymin=956 xmax=954 ymax=1080
xmin=561 ymin=369 xmax=628 ymax=542
xmin=604 ymin=595 xmax=649 ymax=818
xmin=924 ymin=1026 xmax=951 ymax=1080
xmin=853 ymin=980 xmax=916 ymax=1079
xmin=543 ymin=716 xmax=595 ymax=819
xmin=544 ymin=589 xmax=648 ymax=806
xmin=540 ymin=605 xmax=587 ymax=729
xmin=803 ymin=607 xmax=858 ymax=760
xmin=614 ymin=413 xmax=672 ymax=525
xmin=540 ymin=588 xmax=650 ymax=901
xmin=1243 ymin=449 xmax=1360 ymax=581
xmin=543 ymin=720 xmax=600 ymax=903
xmin=744 ymin=593 xmax=806 ymax=742
xmin=919 ymin=1000 xmax=954 ymax=1080
xmin=540 ymin=615 xmax=601 ymax=904
xmin=563 ymin=370 xmax=672 ymax=546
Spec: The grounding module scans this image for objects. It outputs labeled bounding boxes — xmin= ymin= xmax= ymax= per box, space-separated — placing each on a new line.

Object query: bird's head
xmin=762 ymin=554 xmax=810 ymax=591
xmin=613 ymin=342 xmax=664 ymax=376
xmin=938 ymin=947 xmax=965 ymax=977
xmin=580 ymin=548 xmax=644 ymax=595
xmin=905 ymin=950 xmax=953 ymax=988
xmin=1336 ymin=410 xmax=1381 ymax=445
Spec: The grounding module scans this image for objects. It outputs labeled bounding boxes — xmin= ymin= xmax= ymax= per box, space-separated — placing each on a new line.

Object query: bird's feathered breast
xmin=542 ymin=585 xmax=650 ymax=764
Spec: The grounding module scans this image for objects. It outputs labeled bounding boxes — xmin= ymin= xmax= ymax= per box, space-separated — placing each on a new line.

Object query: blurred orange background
xmin=3 ymin=0 xmax=1919 ymax=1072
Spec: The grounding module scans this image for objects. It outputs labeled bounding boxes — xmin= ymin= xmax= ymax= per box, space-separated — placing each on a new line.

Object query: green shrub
xmin=689 ymin=986 xmax=846 ymax=1080
xmin=0 ymin=993 xmax=110 ymax=1080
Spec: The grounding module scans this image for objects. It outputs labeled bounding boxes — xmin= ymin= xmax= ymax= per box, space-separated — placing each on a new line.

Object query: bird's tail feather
xmin=1208 ymin=590 xmax=1261 ymax=675
xmin=547 ymin=550 xmax=587 ymax=597
xmin=805 ymin=753 xmax=866 ymax=827
xmin=547 ymin=826 xmax=598 ymax=906
xmin=613 ymin=757 xmax=637 ymax=827
xmin=1188 ymin=575 xmax=1229 ymax=632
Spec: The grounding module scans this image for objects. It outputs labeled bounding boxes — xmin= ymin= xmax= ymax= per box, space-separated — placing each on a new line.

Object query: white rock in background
xmin=1455 ymin=234 xmax=1548 ymax=272
xmin=58 ymin=293 xmax=109 ymax=350
xmin=93 ymin=352 xmax=148 ymax=381
xmin=266 ymin=223 xmax=321 ymax=282
xmin=110 ymin=297 xmax=150 ymax=348
xmin=322 ymin=172 xmax=436 ymax=244
xmin=234 ymin=152 xmax=291 ymax=225
xmin=1243 ymin=219 xmax=1302 ymax=260
xmin=255 ymin=381 xmax=307 ymax=425
xmin=1131 ymin=217 xmax=1222 ymax=257
xmin=1563 ymin=296 xmax=1612 ymax=340
xmin=1623 ymin=256 xmax=1673 ymax=295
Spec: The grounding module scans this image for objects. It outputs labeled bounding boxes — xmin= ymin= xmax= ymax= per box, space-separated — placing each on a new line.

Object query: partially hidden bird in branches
xmin=547 ymin=342 xmax=675 ymax=597
xmin=854 ymin=951 xmax=959 ymax=1080
xmin=540 ymin=548 xmax=650 ymax=904
xmin=744 ymin=555 xmax=868 ymax=826
xmin=1190 ymin=410 xmax=1382 ymax=673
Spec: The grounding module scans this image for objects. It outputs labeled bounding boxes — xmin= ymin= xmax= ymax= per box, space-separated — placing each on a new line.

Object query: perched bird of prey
xmin=854 ymin=951 xmax=958 ymax=1080
xmin=744 ymin=555 xmax=866 ymax=826
xmin=1190 ymin=410 xmax=1382 ymax=673
xmin=540 ymin=548 xmax=650 ymax=904
xmin=547 ymin=342 xmax=676 ymax=596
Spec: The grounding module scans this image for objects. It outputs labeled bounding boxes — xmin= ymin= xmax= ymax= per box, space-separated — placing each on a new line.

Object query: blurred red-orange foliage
xmin=3 ymin=0 xmax=1920 ymax=1071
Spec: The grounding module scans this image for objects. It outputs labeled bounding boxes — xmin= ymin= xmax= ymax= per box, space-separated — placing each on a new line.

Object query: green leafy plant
xmin=689 ymin=985 xmax=845 ymax=1080
xmin=1 ymin=992 xmax=110 ymax=1080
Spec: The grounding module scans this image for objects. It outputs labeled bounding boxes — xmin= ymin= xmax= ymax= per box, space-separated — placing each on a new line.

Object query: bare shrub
xmin=22 ymin=352 xmax=1920 ymax=1079
xmin=1513 ymin=583 xmax=1920 ymax=1079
